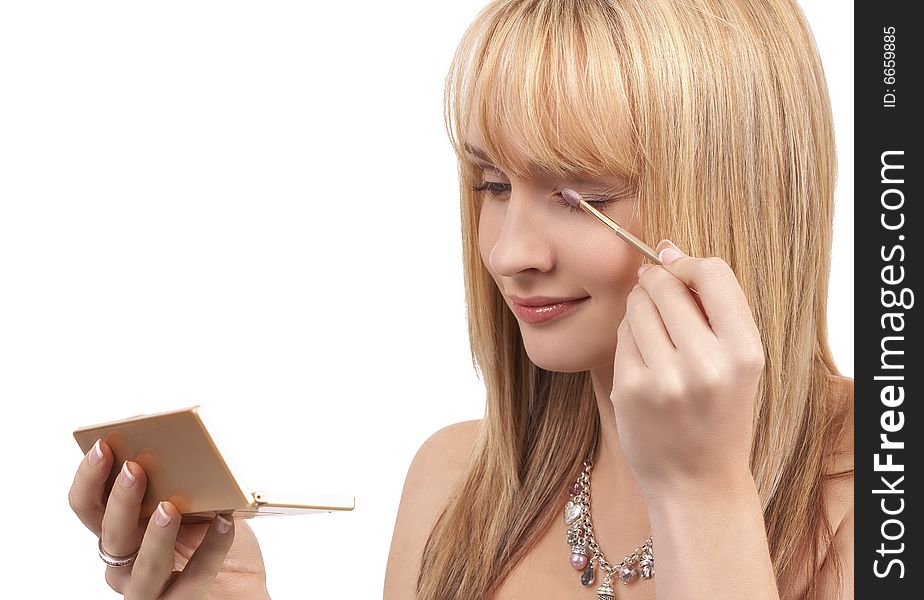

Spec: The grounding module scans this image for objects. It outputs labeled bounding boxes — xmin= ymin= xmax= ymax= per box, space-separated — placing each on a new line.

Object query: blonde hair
xmin=419 ymin=1 xmax=853 ymax=598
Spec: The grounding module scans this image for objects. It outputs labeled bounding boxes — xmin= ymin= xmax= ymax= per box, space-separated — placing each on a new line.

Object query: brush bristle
xmin=561 ymin=188 xmax=583 ymax=209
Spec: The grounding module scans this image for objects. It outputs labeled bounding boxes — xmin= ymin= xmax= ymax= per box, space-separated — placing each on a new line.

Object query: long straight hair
xmin=419 ymin=1 xmax=853 ymax=598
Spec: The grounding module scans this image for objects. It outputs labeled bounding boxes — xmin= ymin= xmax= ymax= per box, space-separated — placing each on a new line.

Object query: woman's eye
xmin=555 ymin=195 xmax=613 ymax=213
xmin=472 ymin=181 xmax=511 ymax=195
xmin=471 ymin=181 xmax=613 ymax=213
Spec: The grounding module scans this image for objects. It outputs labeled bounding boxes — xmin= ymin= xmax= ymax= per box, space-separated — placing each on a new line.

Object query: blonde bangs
xmin=445 ymin=0 xmax=640 ymax=183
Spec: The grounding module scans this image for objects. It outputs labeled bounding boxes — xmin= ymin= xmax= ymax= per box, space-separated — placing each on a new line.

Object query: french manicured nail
xmin=120 ymin=460 xmax=136 ymax=488
xmin=88 ymin=439 xmax=103 ymax=466
xmin=216 ymin=514 xmax=233 ymax=535
xmin=637 ymin=263 xmax=653 ymax=277
xmin=658 ymin=240 xmax=685 ymax=265
xmin=155 ymin=502 xmax=172 ymax=527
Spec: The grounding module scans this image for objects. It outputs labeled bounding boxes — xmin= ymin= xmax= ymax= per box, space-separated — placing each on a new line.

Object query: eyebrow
xmin=463 ymin=143 xmax=498 ymax=166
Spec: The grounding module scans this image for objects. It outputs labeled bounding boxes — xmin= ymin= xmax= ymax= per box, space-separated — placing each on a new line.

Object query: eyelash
xmin=471 ymin=181 xmax=614 ymax=213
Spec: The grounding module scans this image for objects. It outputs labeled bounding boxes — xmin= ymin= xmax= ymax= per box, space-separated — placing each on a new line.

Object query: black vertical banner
xmin=855 ymin=0 xmax=921 ymax=597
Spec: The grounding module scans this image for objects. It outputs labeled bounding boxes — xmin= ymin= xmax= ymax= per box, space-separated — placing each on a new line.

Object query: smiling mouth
xmin=508 ymin=296 xmax=590 ymax=324
xmin=508 ymin=295 xmax=589 ymax=306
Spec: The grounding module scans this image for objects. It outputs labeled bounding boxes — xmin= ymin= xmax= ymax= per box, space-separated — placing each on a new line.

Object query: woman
xmin=68 ymin=0 xmax=853 ymax=598
xmin=386 ymin=1 xmax=854 ymax=598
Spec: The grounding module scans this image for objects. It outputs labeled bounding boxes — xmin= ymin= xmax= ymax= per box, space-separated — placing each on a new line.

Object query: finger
xmin=654 ymin=240 xmax=759 ymax=344
xmin=163 ymin=514 xmax=236 ymax=600
xmin=624 ymin=283 xmax=675 ymax=369
xmin=69 ymin=438 xmax=113 ymax=536
xmin=125 ymin=501 xmax=182 ymax=600
xmin=100 ymin=460 xmax=148 ymax=561
xmin=636 ymin=262 xmax=716 ymax=353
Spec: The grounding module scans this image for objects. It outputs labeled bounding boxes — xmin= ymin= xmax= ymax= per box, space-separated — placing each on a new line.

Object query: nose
xmin=486 ymin=189 xmax=555 ymax=277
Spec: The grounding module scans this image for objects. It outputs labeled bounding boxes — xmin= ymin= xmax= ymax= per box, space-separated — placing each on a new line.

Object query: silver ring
xmin=98 ymin=537 xmax=138 ymax=568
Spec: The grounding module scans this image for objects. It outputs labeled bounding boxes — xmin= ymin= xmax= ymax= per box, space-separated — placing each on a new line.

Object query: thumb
xmin=164 ymin=514 xmax=236 ymax=598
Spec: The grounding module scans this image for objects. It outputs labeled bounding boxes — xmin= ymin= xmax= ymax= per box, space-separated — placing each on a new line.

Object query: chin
xmin=521 ymin=338 xmax=601 ymax=373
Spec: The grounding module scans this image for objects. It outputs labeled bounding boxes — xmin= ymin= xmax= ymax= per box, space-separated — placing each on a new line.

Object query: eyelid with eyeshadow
xmin=470 ymin=181 xmax=621 ymax=213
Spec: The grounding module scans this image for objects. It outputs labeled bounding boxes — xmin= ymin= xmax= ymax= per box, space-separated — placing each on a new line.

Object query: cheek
xmin=570 ymin=244 xmax=639 ymax=363
xmin=572 ymin=226 xmax=642 ymax=296
xmin=477 ymin=204 xmax=499 ymax=271
xmin=596 ymin=250 xmax=639 ymax=291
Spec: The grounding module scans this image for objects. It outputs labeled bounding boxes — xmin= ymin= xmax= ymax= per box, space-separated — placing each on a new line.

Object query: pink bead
xmin=569 ymin=552 xmax=589 ymax=570
xmin=570 ymin=482 xmax=581 ymax=495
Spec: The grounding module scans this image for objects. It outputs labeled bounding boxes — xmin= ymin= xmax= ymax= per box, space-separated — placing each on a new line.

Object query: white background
xmin=0 ymin=1 xmax=852 ymax=598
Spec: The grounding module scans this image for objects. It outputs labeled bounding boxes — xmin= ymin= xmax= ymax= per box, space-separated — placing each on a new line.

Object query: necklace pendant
xmin=617 ymin=563 xmax=639 ymax=584
xmin=639 ymin=553 xmax=654 ymax=579
xmin=563 ymin=500 xmax=582 ymax=525
xmin=580 ymin=562 xmax=595 ymax=586
xmin=569 ymin=545 xmax=589 ymax=571
xmin=566 ymin=453 xmax=655 ymax=595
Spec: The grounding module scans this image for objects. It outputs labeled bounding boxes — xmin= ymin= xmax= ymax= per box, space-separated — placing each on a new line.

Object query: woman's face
xmin=467 ymin=128 xmax=644 ymax=373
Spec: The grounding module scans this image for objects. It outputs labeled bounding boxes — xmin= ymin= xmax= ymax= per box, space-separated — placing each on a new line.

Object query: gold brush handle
xmin=580 ymin=202 xmax=662 ymax=264
xmin=580 ymin=201 xmax=701 ymax=298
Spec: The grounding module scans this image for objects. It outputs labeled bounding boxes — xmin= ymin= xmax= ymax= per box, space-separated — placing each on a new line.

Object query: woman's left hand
xmin=611 ymin=239 xmax=766 ymax=499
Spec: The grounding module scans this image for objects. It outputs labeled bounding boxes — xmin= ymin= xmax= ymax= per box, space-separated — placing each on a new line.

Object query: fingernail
xmin=637 ymin=263 xmax=653 ymax=277
xmin=658 ymin=240 xmax=685 ymax=265
xmin=88 ymin=439 xmax=103 ymax=466
xmin=216 ymin=514 xmax=233 ymax=535
xmin=155 ymin=502 xmax=172 ymax=527
xmin=120 ymin=461 xmax=136 ymax=488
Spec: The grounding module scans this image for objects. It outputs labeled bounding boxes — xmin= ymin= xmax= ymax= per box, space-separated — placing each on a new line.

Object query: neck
xmin=588 ymin=365 xmax=647 ymax=505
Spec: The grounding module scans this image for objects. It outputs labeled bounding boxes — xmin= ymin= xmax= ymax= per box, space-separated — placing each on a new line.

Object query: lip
xmin=508 ymin=295 xmax=590 ymax=324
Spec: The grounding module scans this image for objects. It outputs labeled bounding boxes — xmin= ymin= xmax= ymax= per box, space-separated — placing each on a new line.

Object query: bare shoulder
xmin=814 ymin=377 xmax=855 ymax=598
xmin=826 ymin=376 xmax=854 ymax=477
xmin=383 ymin=419 xmax=483 ymax=599
xmin=823 ymin=376 xmax=854 ymax=515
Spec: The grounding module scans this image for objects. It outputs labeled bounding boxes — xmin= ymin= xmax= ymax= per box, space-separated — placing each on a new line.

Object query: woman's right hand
xmin=69 ymin=439 xmax=271 ymax=599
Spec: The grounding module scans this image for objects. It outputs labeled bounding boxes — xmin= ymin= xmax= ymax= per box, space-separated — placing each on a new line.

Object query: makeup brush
xmin=562 ymin=188 xmax=703 ymax=301
xmin=561 ymin=188 xmax=662 ymax=264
